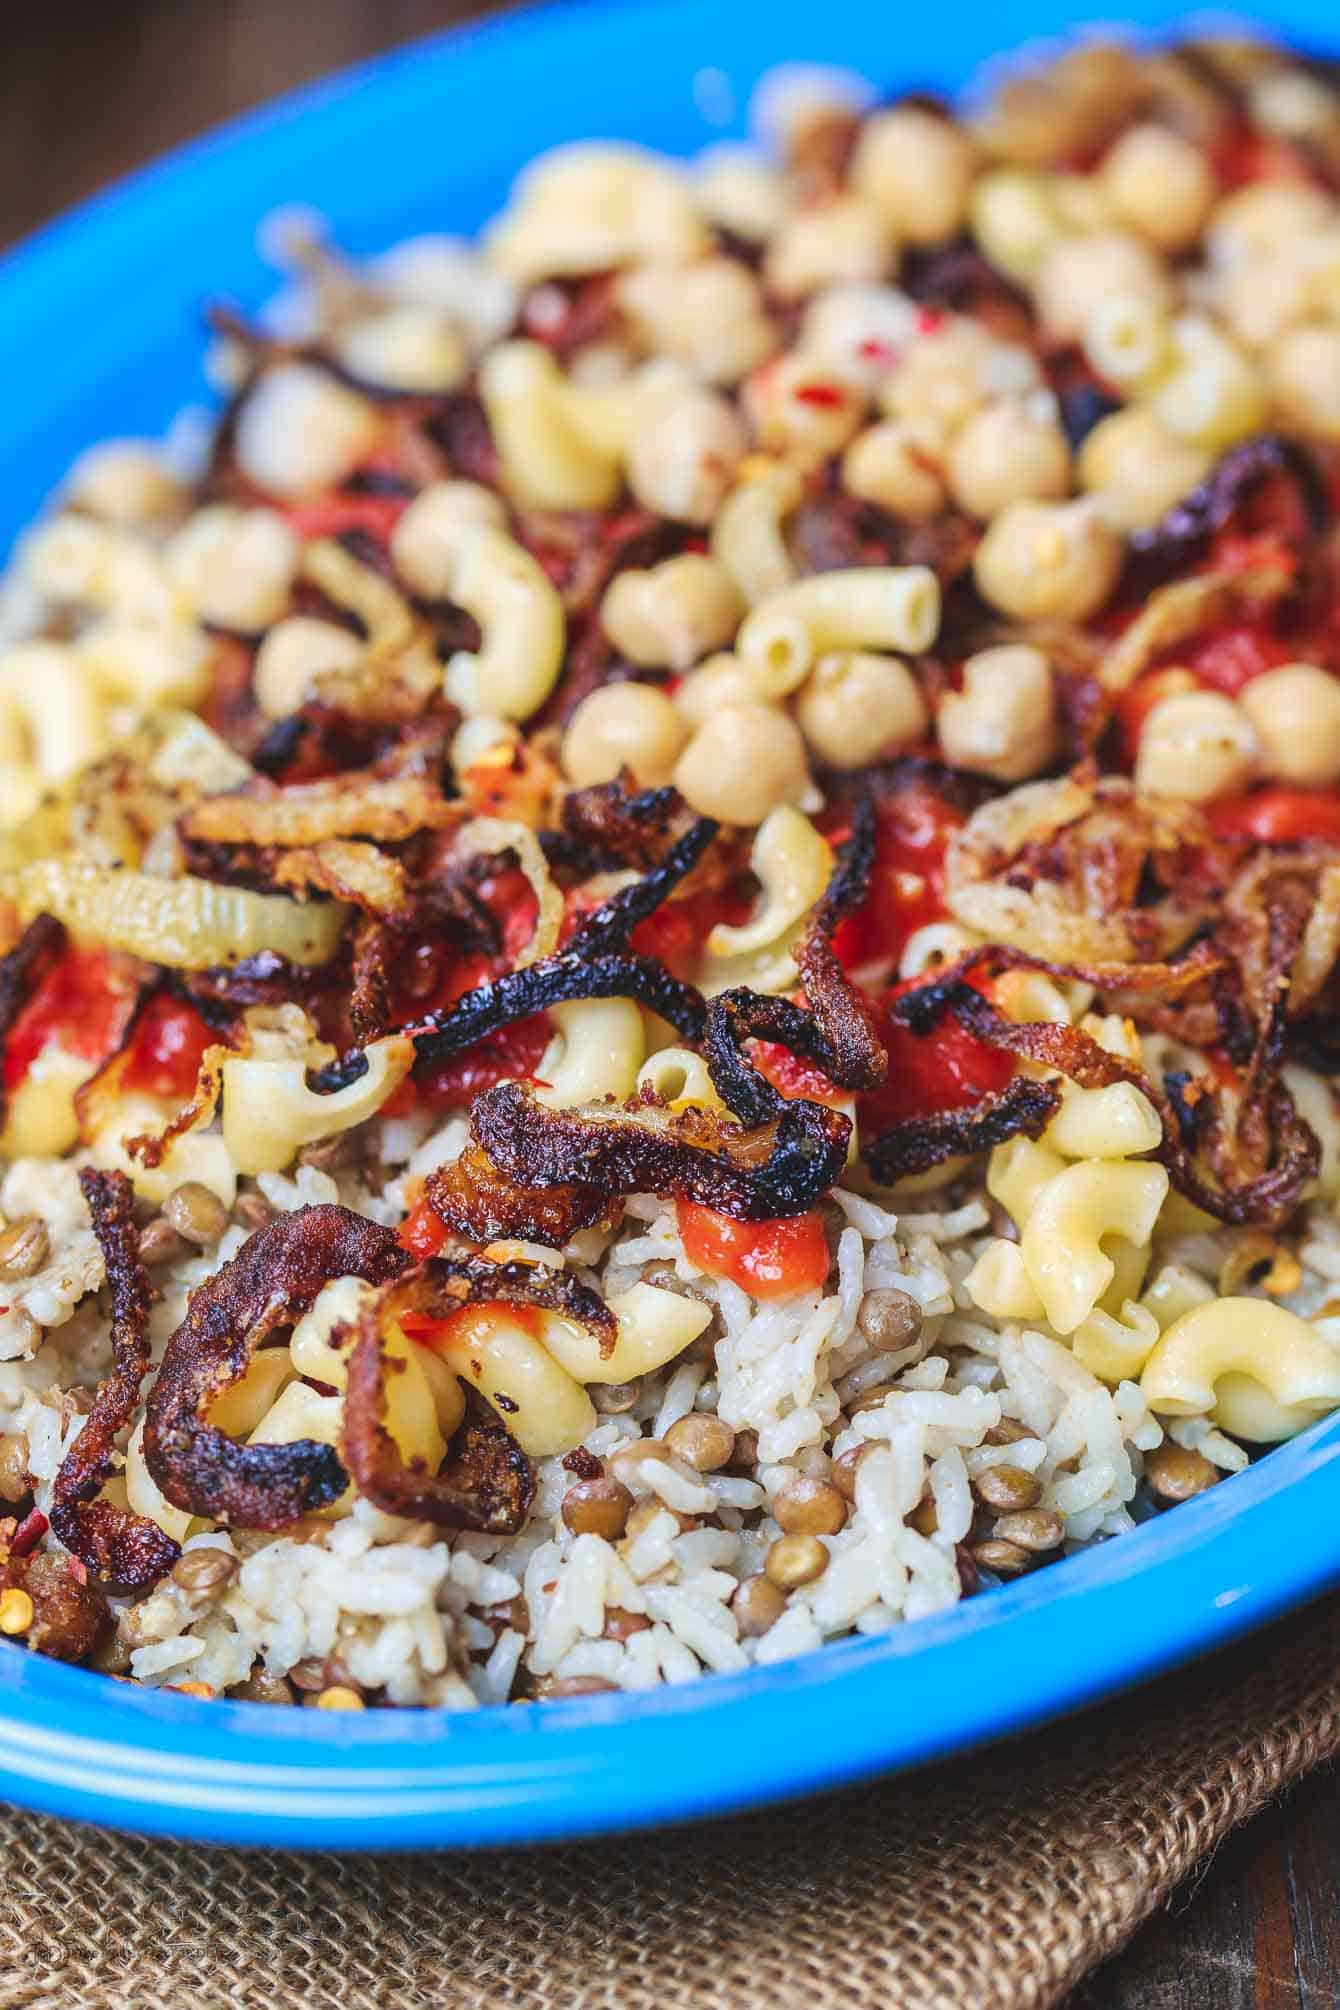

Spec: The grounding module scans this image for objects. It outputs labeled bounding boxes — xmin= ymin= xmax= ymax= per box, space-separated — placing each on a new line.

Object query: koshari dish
xmin=2 ymin=32 xmax=1340 ymax=1713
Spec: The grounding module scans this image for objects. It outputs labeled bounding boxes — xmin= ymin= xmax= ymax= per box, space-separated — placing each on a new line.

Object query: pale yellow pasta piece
xmin=536 ymin=1000 xmax=646 ymax=1108
xmin=964 ymin=1238 xmax=1047 ymax=1322
xmin=702 ymin=807 xmax=833 ymax=995
xmin=88 ymin=1091 xmax=237 ymax=1208
xmin=1043 ymin=1081 xmax=1163 ymax=1161
xmin=222 ymin=1035 xmax=414 ymax=1175
xmin=0 ymin=1050 xmax=93 ymax=1160
xmin=433 ymin=1310 xmax=596 ymax=1456
xmin=485 ymin=145 xmax=710 ymax=283
xmin=1071 ymin=1300 xmax=1161 ymax=1382
xmin=20 ymin=514 xmax=186 ymax=626
xmin=540 ymin=1284 xmax=712 ymax=1385
xmin=986 ymin=1136 xmax=1067 ymax=1227
xmin=1020 ymin=1160 xmax=1169 ymax=1334
xmin=1141 ymin=1299 xmax=1340 ymax=1442
xmin=737 ymin=566 xmax=940 ymax=697
xmin=635 ymin=1047 xmax=726 ymax=1114
xmin=477 ymin=341 xmax=623 ymax=511
xmin=249 ymin=1384 xmax=353 ymax=1517
xmin=125 ymin=1421 xmax=195 ymax=1545
xmin=709 ymin=462 xmax=804 ymax=606
xmin=208 ymin=1349 xmax=296 ymax=1438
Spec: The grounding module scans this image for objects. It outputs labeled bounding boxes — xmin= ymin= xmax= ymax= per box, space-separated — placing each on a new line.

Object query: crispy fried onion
xmin=426 ymin=1139 xmax=619 ymax=1249
xmin=1100 ymin=565 xmax=1295 ymax=695
xmin=471 ymin=1081 xmax=852 ymax=1221
xmin=865 ymin=1078 xmax=1063 ymax=1183
xmin=1124 ymin=435 xmax=1328 ymax=596
xmin=0 ymin=913 xmax=66 ymax=1130
xmin=342 ymin=1256 xmax=609 ymax=1528
xmin=1223 ymin=849 xmax=1340 ymax=1026
xmin=893 ymin=978 xmax=1319 ymax=1227
xmin=180 ymin=773 xmax=460 ymax=848
xmin=944 ymin=774 xmax=1210 ymax=962
xmin=144 ymin=1204 xmax=410 ymax=1528
xmin=49 ymin=1170 xmax=180 ymax=1590
xmin=273 ymin=839 xmax=411 ymax=921
xmin=453 ymin=816 xmax=564 ymax=965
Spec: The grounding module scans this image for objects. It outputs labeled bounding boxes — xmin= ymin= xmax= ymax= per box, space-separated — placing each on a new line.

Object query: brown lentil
xmin=233 ymin=1191 xmax=275 ymax=1233
xmin=731 ymin=1573 xmax=787 ymax=1636
xmin=561 ymin=1477 xmax=634 ymax=1540
xmin=994 ymin=1507 xmax=1064 ymax=1552
xmin=773 ymin=1475 xmax=847 ymax=1537
xmin=972 ymin=1537 xmax=1034 ymax=1578
xmin=764 ymin=1532 xmax=828 ymax=1589
xmin=604 ymin=1605 xmax=652 ymax=1641
xmin=831 ymin=1442 xmax=868 ymax=1502
xmin=590 ymin=1380 xmax=641 ymax=1414
xmin=136 ymin=1217 xmax=187 ymax=1268
xmin=170 ymin=1547 xmax=238 ymax=1594
xmin=729 ymin=1428 xmax=760 ymax=1468
xmin=231 ymin=1667 xmax=295 ymax=1704
xmin=0 ymin=1218 xmax=48 ymax=1282
xmin=164 ymin=1181 xmax=229 ymax=1248
xmin=665 ymin=1413 xmax=736 ymax=1471
xmin=973 ymin=1463 xmax=1042 ymax=1513
xmin=984 ymin=1417 xmax=1035 ymax=1446
xmin=847 ymin=1385 xmax=895 ymax=1416
xmin=1145 ymin=1442 xmax=1219 ymax=1504
xmin=908 ymin=1495 xmax=939 ymax=1537
xmin=543 ymin=1675 xmax=619 ymax=1698
xmin=0 ymin=1430 xmax=30 ymax=1504
xmin=857 ymin=1287 xmax=924 ymax=1353
xmin=288 ymin=1657 xmax=329 ymax=1693
xmin=298 ymin=1131 xmax=364 ymax=1173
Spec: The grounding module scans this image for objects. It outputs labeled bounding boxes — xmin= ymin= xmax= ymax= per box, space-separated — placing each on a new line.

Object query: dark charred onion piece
xmin=425 ymin=1140 xmax=615 ymax=1250
xmin=349 ymin=915 xmax=394 ymax=1045
xmin=0 ymin=915 xmax=66 ymax=1132
xmin=403 ymin=952 xmax=706 ymax=1074
xmin=144 ymin=1205 xmax=409 ymax=1528
xmin=49 ymin=1170 xmax=180 ymax=1591
xmin=894 ymin=982 xmax=1319 ymax=1228
xmin=565 ymin=817 xmax=719 ymax=955
xmin=183 ymin=949 xmax=345 ymax=1010
xmin=559 ymin=778 xmax=689 ymax=869
xmin=0 ymin=1548 xmax=109 ymax=1664
xmin=472 ymin=1081 xmax=851 ymax=1222
xmin=342 ymin=1255 xmax=612 ymax=1526
xmin=864 ymin=1079 xmax=1063 ymax=1183
xmin=1125 ymin=436 xmax=1329 ymax=594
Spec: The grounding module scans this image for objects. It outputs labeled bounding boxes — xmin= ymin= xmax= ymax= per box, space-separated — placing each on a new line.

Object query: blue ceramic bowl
xmin=2 ymin=0 xmax=1339 ymax=1850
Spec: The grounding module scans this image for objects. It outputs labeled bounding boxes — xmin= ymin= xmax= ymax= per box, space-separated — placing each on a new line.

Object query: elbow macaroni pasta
xmin=1141 ymin=1299 xmax=1340 ymax=1442
xmin=736 ymin=566 xmax=941 ymax=697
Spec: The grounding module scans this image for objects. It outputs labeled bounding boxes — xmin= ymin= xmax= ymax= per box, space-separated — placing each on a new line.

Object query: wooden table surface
xmin=7 ymin=4 xmax=1339 ymax=2003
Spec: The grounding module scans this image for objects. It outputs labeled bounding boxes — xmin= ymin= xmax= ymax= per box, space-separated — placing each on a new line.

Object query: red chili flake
xmin=562 ymin=1447 xmax=603 ymax=1479
xmin=793 ymin=381 xmax=846 ymax=409
xmin=857 ymin=337 xmax=898 ymax=363
xmin=916 ymin=307 xmax=947 ymax=335
xmin=11 ymin=1508 xmax=48 ymax=1557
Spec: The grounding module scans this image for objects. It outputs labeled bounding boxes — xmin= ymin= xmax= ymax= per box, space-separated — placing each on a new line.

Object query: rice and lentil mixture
xmin=2 ymin=29 xmax=1340 ymax=1713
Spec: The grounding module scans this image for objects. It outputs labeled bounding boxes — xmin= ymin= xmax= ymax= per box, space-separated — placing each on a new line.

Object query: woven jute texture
xmin=2 ymin=1593 xmax=1339 ymax=2010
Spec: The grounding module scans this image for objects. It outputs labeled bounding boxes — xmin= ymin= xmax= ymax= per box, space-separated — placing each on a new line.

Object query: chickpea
xmin=842 ymin=419 xmax=946 ymax=522
xmin=772 ymin=1475 xmax=848 ymax=1537
xmin=253 ymin=615 xmax=363 ymax=720
xmin=763 ymin=194 xmax=894 ymax=301
xmin=973 ymin=499 xmax=1123 ymax=622
xmin=946 ymin=397 xmax=1071 ymax=520
xmin=561 ymin=681 xmax=687 ymax=790
xmin=1239 ymin=664 xmax=1340 ymax=786
xmin=743 ymin=352 xmax=866 ymax=471
xmin=937 ymin=643 xmax=1059 ymax=784
xmin=1100 ymin=123 xmax=1215 ymax=253
xmin=618 ymin=257 xmax=777 ymax=385
xmin=796 ymin=652 xmax=928 ymax=769
xmin=1207 ymin=182 xmax=1334 ymax=271
xmin=66 ymin=441 xmax=183 ymax=526
xmin=672 ymin=654 xmax=768 ymax=731
xmin=970 ymin=170 xmax=1066 ymax=285
xmin=850 ymin=107 xmax=976 ymax=245
xmin=1266 ymin=326 xmax=1340 ymax=442
xmin=1134 ymin=690 xmax=1258 ymax=803
xmin=599 ymin=556 xmax=744 ymax=673
xmin=883 ymin=317 xmax=1032 ymax=436
xmin=336 ymin=307 xmax=467 ymax=394
xmin=1033 ymin=229 xmax=1171 ymax=345
xmin=165 ymin=505 xmax=299 ymax=633
xmin=626 ymin=387 xmax=746 ymax=524
xmin=1078 ymin=406 xmax=1212 ymax=532
xmin=673 ymin=703 xmax=811 ymax=826
xmin=233 ymin=362 xmax=380 ymax=498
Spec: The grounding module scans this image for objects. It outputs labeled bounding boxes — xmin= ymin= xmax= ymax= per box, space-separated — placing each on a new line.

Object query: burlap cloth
xmin=1 ymin=1590 xmax=1338 ymax=2010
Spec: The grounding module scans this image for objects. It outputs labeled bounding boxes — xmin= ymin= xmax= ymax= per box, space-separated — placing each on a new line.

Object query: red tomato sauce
xmin=677 ymin=1200 xmax=830 ymax=1298
xmin=827 ymin=791 xmax=963 ymax=971
xmin=4 ymin=950 xmax=140 ymax=1091
xmin=398 ymin=1198 xmax=450 ymax=1259
xmin=278 ymin=490 xmax=408 ymax=546
xmin=399 ymin=1300 xmax=544 ymax=1349
xmin=1208 ymin=787 xmax=1340 ymax=846
xmin=121 ymin=995 xmax=216 ymax=1101
xmin=857 ymin=979 xmax=1014 ymax=1134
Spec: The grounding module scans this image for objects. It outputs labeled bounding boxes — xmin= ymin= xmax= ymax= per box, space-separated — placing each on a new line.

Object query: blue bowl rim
xmin=2 ymin=0 xmax=1340 ymax=1850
